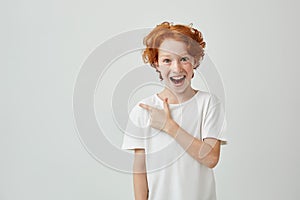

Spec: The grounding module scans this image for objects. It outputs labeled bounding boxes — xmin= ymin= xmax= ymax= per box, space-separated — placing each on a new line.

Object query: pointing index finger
xmin=139 ymin=103 xmax=152 ymax=111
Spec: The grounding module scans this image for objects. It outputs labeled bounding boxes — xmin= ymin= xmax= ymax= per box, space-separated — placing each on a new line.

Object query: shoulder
xmin=196 ymin=90 xmax=221 ymax=106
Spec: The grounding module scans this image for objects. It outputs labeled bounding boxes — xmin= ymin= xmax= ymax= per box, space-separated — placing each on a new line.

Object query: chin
xmin=166 ymin=81 xmax=191 ymax=94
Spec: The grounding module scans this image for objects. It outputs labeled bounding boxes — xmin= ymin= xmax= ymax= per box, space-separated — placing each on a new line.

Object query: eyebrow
xmin=159 ymin=52 xmax=189 ymax=57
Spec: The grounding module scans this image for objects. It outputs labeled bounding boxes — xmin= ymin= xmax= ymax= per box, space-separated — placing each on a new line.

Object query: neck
xmin=158 ymin=87 xmax=196 ymax=104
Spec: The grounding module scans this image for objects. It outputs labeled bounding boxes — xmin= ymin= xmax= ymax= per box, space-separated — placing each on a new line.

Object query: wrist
xmin=164 ymin=120 xmax=179 ymax=137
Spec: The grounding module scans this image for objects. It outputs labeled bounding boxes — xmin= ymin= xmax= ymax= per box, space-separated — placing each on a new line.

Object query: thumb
xmin=163 ymin=98 xmax=170 ymax=115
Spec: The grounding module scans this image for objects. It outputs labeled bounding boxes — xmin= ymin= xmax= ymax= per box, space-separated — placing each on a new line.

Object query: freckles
xmin=184 ymin=66 xmax=193 ymax=73
xmin=186 ymin=68 xmax=194 ymax=79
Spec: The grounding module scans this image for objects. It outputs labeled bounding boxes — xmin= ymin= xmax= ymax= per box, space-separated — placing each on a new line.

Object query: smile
xmin=170 ymin=75 xmax=186 ymax=84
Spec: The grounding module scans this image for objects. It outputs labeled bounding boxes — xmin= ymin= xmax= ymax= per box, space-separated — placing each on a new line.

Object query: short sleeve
xmin=121 ymin=104 xmax=150 ymax=150
xmin=202 ymin=95 xmax=228 ymax=144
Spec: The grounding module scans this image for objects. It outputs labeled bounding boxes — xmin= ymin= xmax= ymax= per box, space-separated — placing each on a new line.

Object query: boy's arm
xmin=140 ymin=99 xmax=221 ymax=169
xmin=165 ymin=122 xmax=221 ymax=168
xmin=133 ymin=149 xmax=148 ymax=200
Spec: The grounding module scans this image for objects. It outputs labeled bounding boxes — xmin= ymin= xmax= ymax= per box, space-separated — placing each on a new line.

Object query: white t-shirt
xmin=122 ymin=90 xmax=227 ymax=200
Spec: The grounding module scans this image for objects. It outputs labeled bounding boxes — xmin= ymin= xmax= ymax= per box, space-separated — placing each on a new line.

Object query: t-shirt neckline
xmin=154 ymin=90 xmax=200 ymax=107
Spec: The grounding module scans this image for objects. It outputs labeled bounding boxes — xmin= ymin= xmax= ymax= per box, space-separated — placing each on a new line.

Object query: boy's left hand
xmin=139 ymin=98 xmax=174 ymax=132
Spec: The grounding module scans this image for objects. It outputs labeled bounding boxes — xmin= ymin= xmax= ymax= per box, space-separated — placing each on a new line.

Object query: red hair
xmin=142 ymin=22 xmax=206 ymax=80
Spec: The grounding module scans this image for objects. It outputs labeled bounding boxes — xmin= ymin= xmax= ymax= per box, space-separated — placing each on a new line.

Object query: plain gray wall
xmin=1 ymin=0 xmax=300 ymax=199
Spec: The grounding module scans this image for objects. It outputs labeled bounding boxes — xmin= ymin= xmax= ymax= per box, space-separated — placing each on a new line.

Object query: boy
xmin=122 ymin=22 xmax=227 ymax=200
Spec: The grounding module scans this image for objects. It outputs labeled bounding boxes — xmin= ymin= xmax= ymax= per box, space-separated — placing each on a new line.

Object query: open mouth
xmin=170 ymin=75 xmax=186 ymax=84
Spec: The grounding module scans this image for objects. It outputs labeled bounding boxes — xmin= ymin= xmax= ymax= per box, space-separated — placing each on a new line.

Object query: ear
xmin=193 ymin=58 xmax=200 ymax=69
xmin=194 ymin=60 xmax=200 ymax=69
xmin=154 ymin=62 xmax=160 ymax=71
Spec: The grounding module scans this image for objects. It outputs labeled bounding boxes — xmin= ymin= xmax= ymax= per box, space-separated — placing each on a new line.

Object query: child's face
xmin=157 ymin=39 xmax=195 ymax=94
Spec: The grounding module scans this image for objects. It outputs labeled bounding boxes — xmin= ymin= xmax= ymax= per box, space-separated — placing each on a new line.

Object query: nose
xmin=171 ymin=60 xmax=183 ymax=73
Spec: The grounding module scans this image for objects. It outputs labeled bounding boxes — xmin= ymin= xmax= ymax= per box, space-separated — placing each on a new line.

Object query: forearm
xmin=133 ymin=149 xmax=148 ymax=200
xmin=165 ymin=120 xmax=220 ymax=168
xmin=133 ymin=172 xmax=148 ymax=200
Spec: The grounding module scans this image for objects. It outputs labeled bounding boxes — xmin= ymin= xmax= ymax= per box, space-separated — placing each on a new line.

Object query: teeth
xmin=171 ymin=75 xmax=184 ymax=80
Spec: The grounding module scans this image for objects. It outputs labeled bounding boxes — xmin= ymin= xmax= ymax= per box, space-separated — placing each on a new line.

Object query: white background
xmin=1 ymin=0 xmax=300 ymax=199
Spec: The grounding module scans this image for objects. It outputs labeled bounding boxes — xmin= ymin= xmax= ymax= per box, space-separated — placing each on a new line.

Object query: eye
xmin=180 ymin=57 xmax=189 ymax=62
xmin=162 ymin=58 xmax=171 ymax=63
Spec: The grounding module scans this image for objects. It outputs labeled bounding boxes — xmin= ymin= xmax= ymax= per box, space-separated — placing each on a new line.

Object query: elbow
xmin=198 ymin=154 xmax=220 ymax=169
xmin=207 ymin=158 xmax=219 ymax=169
xmin=197 ymin=141 xmax=221 ymax=168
